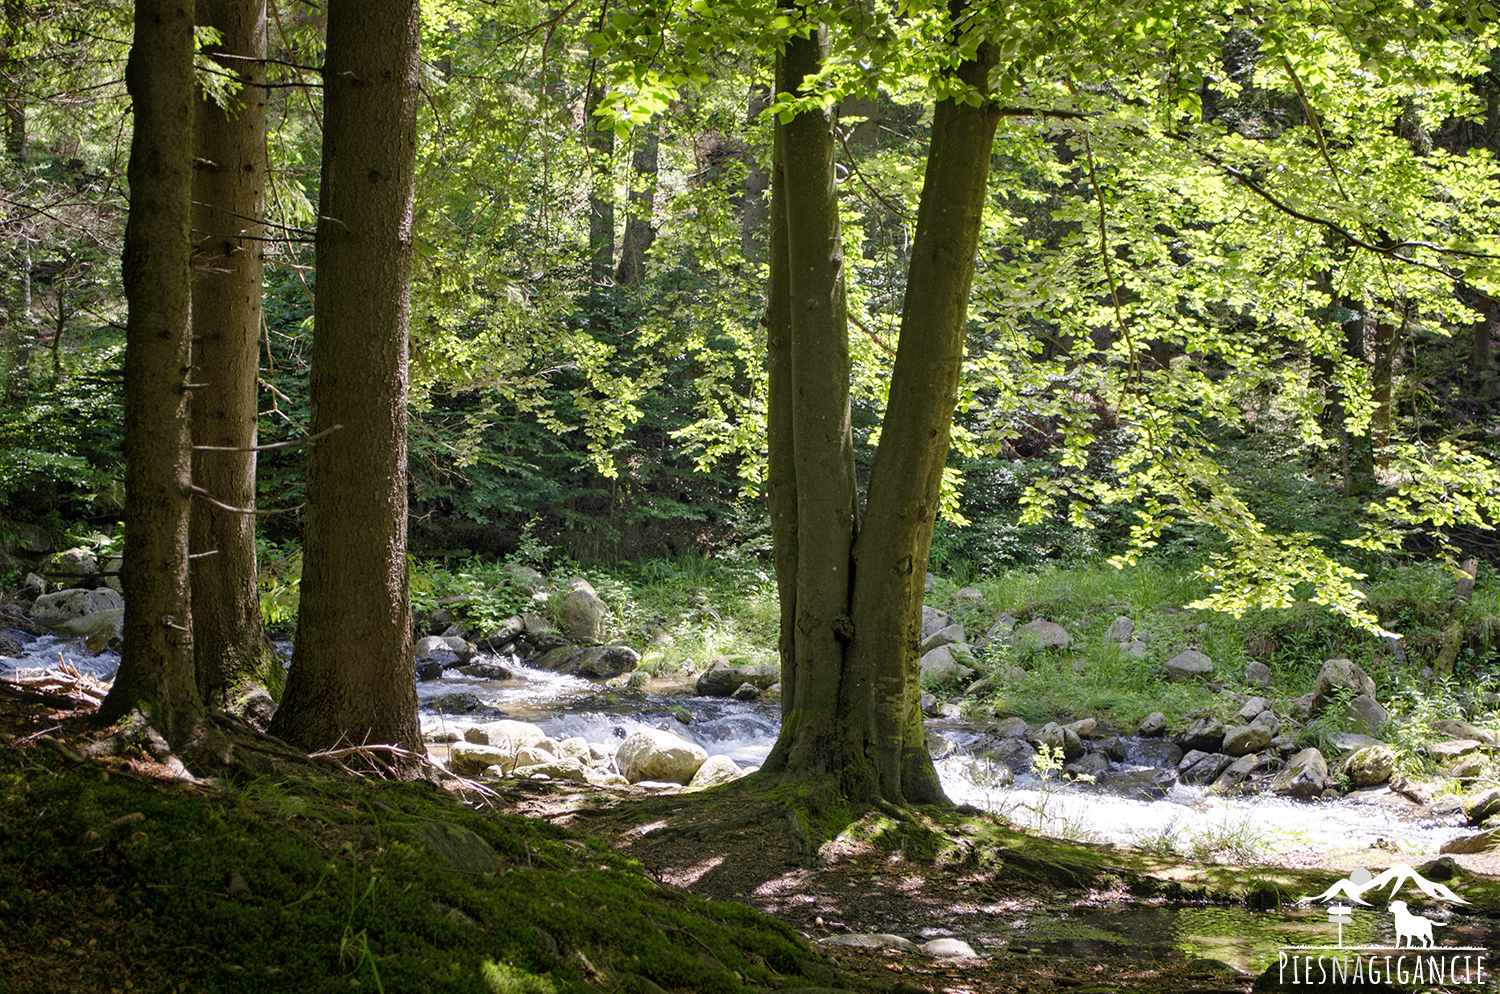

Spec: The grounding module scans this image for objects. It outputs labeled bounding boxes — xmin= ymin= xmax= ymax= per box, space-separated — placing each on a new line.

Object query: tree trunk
xmin=1 ymin=1 xmax=24 ymax=164
xmin=1477 ymin=299 xmax=1500 ymax=402
xmin=741 ymin=85 xmax=772 ymax=263
xmin=1371 ymin=310 xmax=1398 ymax=470
xmin=1343 ymin=302 xmax=1375 ymax=495
xmin=190 ymin=0 xmax=279 ymax=711
xmin=98 ymin=0 xmax=206 ymax=751
xmin=3 ymin=240 xmax=32 ymax=406
xmin=269 ymin=0 xmax=422 ymax=762
xmin=584 ymin=80 xmax=614 ymax=285
xmin=615 ymin=127 xmax=658 ymax=286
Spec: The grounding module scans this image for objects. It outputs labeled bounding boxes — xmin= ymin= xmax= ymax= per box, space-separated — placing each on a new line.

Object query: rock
xmin=1105 ymin=616 xmax=1135 ymax=642
xmin=1433 ymin=719 xmax=1497 ymax=744
xmin=1223 ymin=712 xmax=1278 ymax=757
xmin=986 ymin=614 xmax=1016 ymax=641
xmin=920 ymin=692 xmax=939 ymax=717
xmin=415 ymin=634 xmax=476 ymax=666
xmin=1164 ymin=649 xmax=1213 ymax=682
xmin=1271 ymin=747 xmax=1329 ymax=799
xmin=920 ymin=623 xmax=967 ymax=654
xmin=30 ymin=587 xmax=123 ymax=627
xmin=415 ymin=659 xmax=445 ymax=681
xmin=513 ymin=743 xmax=557 ymax=767
xmin=50 ymin=608 xmax=124 ymax=652
xmin=440 ymin=620 xmax=472 ymax=640
xmin=1448 ymin=754 xmax=1489 ymax=780
xmin=927 ymin=732 xmax=956 ymax=760
xmin=921 ymin=938 xmax=978 ymax=958
xmin=1178 ymin=750 xmax=1233 ymax=785
xmin=1214 ymin=753 xmax=1265 ymax=791
xmin=964 ymin=677 xmax=994 ymax=697
xmin=822 ymin=933 xmax=920 ymax=953
xmin=990 ymin=716 xmax=1030 ymax=738
xmin=687 ymin=754 xmax=743 ymax=789
xmin=1117 ymin=640 xmax=1150 ymax=659
xmin=1018 ymin=618 xmax=1070 ymax=648
xmin=1096 ymin=736 xmax=1127 ymax=761
xmin=924 ymin=572 xmax=938 ymax=592
xmin=998 ymin=665 xmax=1029 ymax=682
xmin=449 ymin=742 xmax=524 ymax=775
xmin=1036 ymin=722 xmax=1084 ymax=761
xmin=1103 ymin=767 xmax=1178 ymax=800
xmin=1311 ymin=658 xmax=1377 ymax=711
xmin=512 ymin=757 xmax=590 ymax=782
xmin=1268 ymin=735 xmax=1298 ymax=755
xmin=0 ymin=632 xmax=24 ymax=658
xmin=937 ymin=702 xmax=962 ymax=721
xmin=41 ymin=547 xmax=98 ymax=584
xmin=406 ymin=821 xmax=501 ymax=875
xmin=731 ymin=682 xmax=760 ymax=702
xmin=1431 ymin=793 xmax=1466 ymax=822
xmin=1441 ymin=830 xmax=1500 ymax=855
xmin=919 ymin=644 xmax=974 ymax=687
xmin=556 ymin=737 xmax=592 ymax=762
xmin=532 ymin=645 xmax=641 ymax=679
xmin=1432 ymin=739 xmax=1485 ymax=761
xmin=1244 ymin=660 xmax=1273 ymax=686
xmin=1343 ymin=744 xmax=1396 ymax=787
xmin=921 ymin=606 xmax=953 ymax=638
xmin=473 ymin=615 xmax=524 ymax=651
xmin=615 ymin=729 xmax=708 ymax=784
xmin=455 ymin=660 xmax=514 ymax=680
xmin=1347 ymin=694 xmax=1388 ymax=735
xmin=695 ymin=663 xmax=779 ymax=697
xmin=1136 ymin=712 xmax=1167 ymax=737
xmin=505 ymin=564 xmax=549 ymax=593
xmin=1066 ymin=752 xmax=1111 ymax=778
xmin=1235 ymin=697 xmax=1273 ymax=721
xmin=1177 ymin=715 xmax=1226 ymax=753
xmin=1329 ymin=731 xmax=1380 ymax=752
xmin=1290 ymin=693 xmax=1315 ymax=722
xmin=1062 ymin=718 xmax=1098 ymax=739
xmin=1125 ymin=738 xmax=1183 ymax=768
xmin=555 ymin=579 xmax=609 ymax=643
xmin=984 ymin=737 xmax=1038 ymax=773
xmin=1466 ymin=787 xmax=1500 ymax=825
xmin=424 ymin=693 xmax=483 ymax=713
xmin=464 ymin=719 xmax=549 ymax=750
xmin=953 ymin=588 xmax=984 ymax=606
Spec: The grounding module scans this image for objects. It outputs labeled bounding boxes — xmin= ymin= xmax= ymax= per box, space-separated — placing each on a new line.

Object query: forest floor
xmin=4 ymin=680 xmax=1498 ymax=994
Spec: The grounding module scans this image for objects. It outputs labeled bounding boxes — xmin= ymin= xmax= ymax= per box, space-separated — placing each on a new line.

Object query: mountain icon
xmin=1304 ymin=864 xmax=1468 ymax=906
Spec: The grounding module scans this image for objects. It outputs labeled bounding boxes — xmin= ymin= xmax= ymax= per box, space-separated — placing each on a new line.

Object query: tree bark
xmin=584 ymin=80 xmax=615 ymax=285
xmin=269 ymin=0 xmax=422 ymax=762
xmin=98 ymin=0 xmax=206 ymax=750
xmin=1 ymin=1 xmax=24 ymax=164
xmin=190 ymin=0 xmax=279 ymax=711
xmin=615 ymin=127 xmax=658 ymax=286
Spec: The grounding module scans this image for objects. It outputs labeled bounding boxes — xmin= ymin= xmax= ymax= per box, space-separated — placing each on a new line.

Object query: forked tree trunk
xmin=98 ymin=0 xmax=206 ymax=750
xmin=190 ymin=0 xmax=279 ymax=711
xmin=761 ymin=8 xmax=1000 ymax=806
xmin=269 ymin=0 xmax=422 ymax=762
xmin=615 ymin=127 xmax=658 ymax=286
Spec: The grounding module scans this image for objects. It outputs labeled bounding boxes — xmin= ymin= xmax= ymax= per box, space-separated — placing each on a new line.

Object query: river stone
xmin=616 ymin=728 xmax=708 ymax=784
xmin=416 ymin=634 xmax=476 ymax=666
xmin=513 ymin=743 xmax=557 ymax=767
xmin=473 ymin=615 xmax=525 ymax=651
xmin=1096 ymin=736 xmax=1127 ymax=761
xmin=921 ymin=938 xmax=978 ymax=958
xmin=1062 ymin=718 xmax=1098 ymax=739
xmin=1036 ymin=722 xmax=1084 ymax=761
xmin=986 ymin=614 xmax=1016 ymax=641
xmin=964 ymin=677 xmax=994 ymax=698
xmin=1311 ymin=658 xmax=1377 ymax=711
xmin=1432 ymin=738 xmax=1485 ymax=761
xmin=1106 ymin=616 xmax=1135 ymax=642
xmin=406 ymin=821 xmax=500 ymax=875
xmin=1019 ymin=618 xmax=1070 ymax=649
xmin=985 ymin=737 xmax=1038 ymax=773
xmin=1066 ymin=752 xmax=1111 ymax=778
xmin=425 ymin=693 xmax=483 ymax=713
xmin=1328 ymin=731 xmax=1379 ymax=753
xmin=465 ymin=719 xmax=548 ymax=750
xmin=991 ymin=716 xmax=1030 ymax=739
xmin=919 ymin=644 xmax=974 ymax=687
xmin=532 ymin=645 xmax=640 ymax=678
xmin=1434 ymin=719 xmax=1497 ymax=744
xmin=1272 ymin=747 xmax=1329 ymax=799
xmin=921 ymin=606 xmax=953 ymax=638
xmin=687 ymin=754 xmax=743 ymax=789
xmin=1236 ymin=697 xmax=1273 ymax=721
xmin=696 ymin=663 xmax=779 ymax=697
xmin=1164 ymin=649 xmax=1213 ymax=682
xmin=920 ymin=692 xmax=939 ymax=717
xmin=927 ymin=732 xmax=956 ymax=760
xmin=0 ymin=632 xmax=22 ymax=658
xmin=1136 ymin=712 xmax=1168 ymax=737
xmin=555 ymin=579 xmax=609 ymax=643
xmin=1441 ymin=830 xmax=1500 ymax=855
xmin=1343 ymin=744 xmax=1396 ymax=787
xmin=30 ymin=587 xmax=123 ymax=626
xmin=1245 ymin=660 xmax=1273 ymax=687
xmin=448 ymin=742 xmax=522 ymax=775
xmin=41 ymin=547 xmax=98 ymax=583
xmin=822 ymin=933 xmax=920 ymax=954
xmin=1448 ymin=754 xmax=1490 ymax=780
xmin=1104 ymin=767 xmax=1178 ymax=800
xmin=1223 ymin=711 xmax=1279 ymax=757
xmin=456 ymin=660 xmax=514 ymax=680
xmin=1177 ymin=715 xmax=1226 ymax=753
xmin=1125 ymin=738 xmax=1183 ymax=768
xmin=920 ymin=623 xmax=967 ymax=654
xmin=1216 ymin=753 xmax=1266 ymax=791
xmin=1466 ymin=787 xmax=1500 ymax=825
xmin=1346 ymin=694 xmax=1388 ymax=735
xmin=953 ymin=587 xmax=984 ymax=606
xmin=1178 ymin=750 xmax=1233 ymax=785
xmin=505 ymin=564 xmax=548 ymax=593
xmin=513 ymin=757 xmax=590 ymax=782
xmin=51 ymin=608 xmax=124 ymax=653
xmin=553 ymin=737 xmax=591 ymax=762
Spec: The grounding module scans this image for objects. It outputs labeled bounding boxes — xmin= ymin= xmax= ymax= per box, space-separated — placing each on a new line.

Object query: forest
xmin=2 ymin=0 xmax=1500 ymax=991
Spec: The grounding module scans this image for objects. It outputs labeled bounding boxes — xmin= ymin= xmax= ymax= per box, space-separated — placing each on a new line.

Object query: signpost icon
xmin=1328 ymin=903 xmax=1353 ymax=947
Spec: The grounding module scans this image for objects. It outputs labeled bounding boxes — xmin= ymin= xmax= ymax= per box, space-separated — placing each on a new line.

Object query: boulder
xmin=919 ymin=644 xmax=974 ymax=687
xmin=984 ymin=737 xmax=1038 ymax=773
xmin=415 ymin=635 xmax=476 ymax=667
xmin=985 ymin=614 xmax=1017 ymax=641
xmin=1289 ymin=693 xmax=1315 ymax=722
xmin=532 ymin=645 xmax=641 ymax=679
xmin=1164 ymin=649 xmax=1213 ymax=682
xmin=1097 ymin=736 xmax=1127 ymax=761
xmin=731 ymin=682 xmax=760 ymax=701
xmin=920 ymin=692 xmax=939 ymax=717
xmin=1222 ymin=711 xmax=1278 ymax=757
xmin=822 ymin=933 xmax=920 ymax=954
xmin=695 ymin=663 xmax=779 ymax=697
xmin=555 ymin=578 xmax=609 ymax=643
xmin=1343 ymin=744 xmax=1396 ymax=787
xmin=456 ymin=660 xmax=515 ymax=680
xmin=990 ymin=716 xmax=1030 ymax=739
xmin=952 ymin=588 xmax=984 ymax=606
xmin=1066 ymin=752 xmax=1111 ymax=778
xmin=1062 ymin=718 xmax=1098 ymax=739
xmin=1466 ymin=787 xmax=1500 ymax=826
xmin=41 ymin=547 xmax=98 ymax=584
xmin=424 ymin=693 xmax=483 ymax=713
xmin=1117 ymin=641 xmax=1150 ymax=659
xmin=688 ymin=754 xmax=744 ymax=789
xmin=615 ymin=728 xmax=708 ymax=784
xmin=1105 ymin=616 xmax=1135 ymax=642
xmin=1136 ymin=712 xmax=1167 ymax=737
xmin=921 ymin=606 xmax=953 ymax=638
xmin=473 ymin=615 xmax=525 ymax=651
xmin=505 ymin=564 xmax=549 ymax=594
xmin=1177 ymin=750 xmax=1233 ymax=785
xmin=1329 ymin=731 xmax=1380 ymax=752
xmin=1441 ymin=830 xmax=1500 ymax=855
xmin=464 ymin=719 xmax=549 ymax=750
xmin=1432 ymin=739 xmax=1485 ymax=761
xmin=1213 ymin=753 xmax=1265 ymax=791
xmin=448 ymin=742 xmax=523 ymax=775
xmin=1244 ymin=660 xmax=1273 ymax=687
xmin=1125 ymin=738 xmax=1183 ymax=769
xmin=0 ymin=632 xmax=24 ymax=658
xmin=1036 ymin=722 xmax=1084 ymax=761
xmin=1447 ymin=754 xmax=1490 ymax=780
xmin=964 ymin=677 xmax=994 ymax=697
xmin=1235 ymin=697 xmax=1273 ymax=721
xmin=1271 ymin=748 xmax=1329 ymax=799
xmin=921 ymin=938 xmax=978 ymax=958
xmin=512 ymin=757 xmax=591 ymax=782
xmin=1019 ymin=618 xmax=1071 ymax=649
xmin=927 ymin=732 xmax=956 ymax=760
xmin=998 ymin=665 xmax=1029 ymax=682
xmin=1347 ymin=694 xmax=1388 ymax=735
xmin=555 ymin=737 xmax=592 ymax=762
xmin=51 ymin=608 xmax=124 ymax=653
xmin=30 ymin=587 xmax=123 ymax=627
xmin=1434 ymin=719 xmax=1497 ymax=745
xmin=920 ymin=623 xmax=967 ymax=654
xmin=1177 ymin=715 xmax=1226 ymax=753
xmin=1311 ymin=658 xmax=1377 ymax=711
